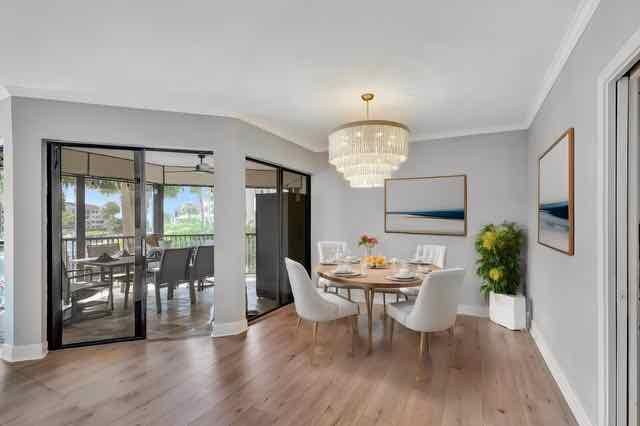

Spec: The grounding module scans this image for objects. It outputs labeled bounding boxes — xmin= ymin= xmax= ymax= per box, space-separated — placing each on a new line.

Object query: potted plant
xmin=475 ymin=223 xmax=526 ymax=330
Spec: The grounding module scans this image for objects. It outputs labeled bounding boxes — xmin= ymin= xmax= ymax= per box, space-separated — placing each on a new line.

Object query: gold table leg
xmin=363 ymin=287 xmax=374 ymax=354
xmin=367 ymin=288 xmax=375 ymax=354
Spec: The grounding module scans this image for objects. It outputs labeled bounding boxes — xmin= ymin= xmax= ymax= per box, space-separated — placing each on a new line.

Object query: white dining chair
xmin=285 ymin=258 xmax=359 ymax=356
xmin=317 ymin=241 xmax=359 ymax=300
xmin=415 ymin=244 xmax=447 ymax=268
xmin=387 ymin=268 xmax=464 ymax=376
xmin=401 ymin=244 xmax=448 ymax=298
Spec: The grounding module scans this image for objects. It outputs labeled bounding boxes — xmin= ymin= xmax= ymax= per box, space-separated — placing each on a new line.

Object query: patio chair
xmin=190 ymin=245 xmax=214 ymax=291
xmin=149 ymin=247 xmax=193 ymax=314
xmin=62 ymin=263 xmax=113 ymax=323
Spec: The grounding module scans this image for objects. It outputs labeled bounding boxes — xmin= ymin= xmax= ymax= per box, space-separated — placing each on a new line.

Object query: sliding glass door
xmin=280 ymin=169 xmax=310 ymax=306
xmin=245 ymin=158 xmax=310 ymax=319
xmin=48 ymin=143 xmax=147 ymax=348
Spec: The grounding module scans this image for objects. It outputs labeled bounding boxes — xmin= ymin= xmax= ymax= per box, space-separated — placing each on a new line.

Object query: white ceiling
xmin=0 ymin=0 xmax=583 ymax=151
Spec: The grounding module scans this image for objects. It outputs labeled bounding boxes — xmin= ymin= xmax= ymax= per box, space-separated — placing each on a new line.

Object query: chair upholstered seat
xmin=387 ymin=268 xmax=464 ymax=380
xmin=285 ymin=257 xmax=360 ymax=357
xmin=320 ymin=292 xmax=360 ymax=318
xmin=400 ymin=287 xmax=419 ymax=297
xmin=388 ymin=268 xmax=464 ymax=333
xmin=386 ymin=300 xmax=414 ymax=324
xmin=285 ymin=258 xmax=359 ymax=323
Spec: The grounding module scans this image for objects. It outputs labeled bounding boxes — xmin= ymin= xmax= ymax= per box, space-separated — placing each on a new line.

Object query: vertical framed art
xmin=538 ymin=128 xmax=574 ymax=255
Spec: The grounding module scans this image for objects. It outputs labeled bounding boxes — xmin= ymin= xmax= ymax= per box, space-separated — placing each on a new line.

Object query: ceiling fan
xmin=164 ymin=153 xmax=214 ymax=175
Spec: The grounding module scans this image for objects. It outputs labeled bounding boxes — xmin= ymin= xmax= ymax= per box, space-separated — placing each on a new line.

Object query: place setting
xmin=330 ymin=260 xmax=361 ymax=278
xmin=385 ymin=260 xmax=421 ymax=282
xmin=319 ymin=245 xmax=360 ymax=266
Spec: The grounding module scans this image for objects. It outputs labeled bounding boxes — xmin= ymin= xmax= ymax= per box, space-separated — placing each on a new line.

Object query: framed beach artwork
xmin=538 ymin=128 xmax=574 ymax=255
xmin=384 ymin=175 xmax=467 ymax=236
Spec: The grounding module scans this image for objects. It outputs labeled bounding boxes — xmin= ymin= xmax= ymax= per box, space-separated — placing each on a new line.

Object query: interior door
xmin=48 ymin=143 xmax=146 ymax=348
xmin=616 ymin=74 xmax=630 ymax=426
xmin=616 ymin=63 xmax=640 ymax=426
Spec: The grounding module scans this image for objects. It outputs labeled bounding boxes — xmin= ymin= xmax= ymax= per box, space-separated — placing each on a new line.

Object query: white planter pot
xmin=489 ymin=292 xmax=526 ymax=330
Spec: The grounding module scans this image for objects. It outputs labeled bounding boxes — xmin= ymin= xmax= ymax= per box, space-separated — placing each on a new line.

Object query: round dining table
xmin=316 ymin=263 xmax=440 ymax=354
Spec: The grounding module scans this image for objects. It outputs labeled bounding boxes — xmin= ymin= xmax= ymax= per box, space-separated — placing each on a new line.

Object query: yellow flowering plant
xmin=475 ymin=223 xmax=524 ymax=296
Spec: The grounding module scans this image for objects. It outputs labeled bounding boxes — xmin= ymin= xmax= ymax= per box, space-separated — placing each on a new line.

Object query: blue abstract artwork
xmin=385 ymin=175 xmax=467 ymax=235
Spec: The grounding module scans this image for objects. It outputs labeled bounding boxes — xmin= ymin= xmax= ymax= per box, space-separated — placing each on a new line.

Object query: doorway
xmin=245 ymin=158 xmax=310 ymax=320
xmin=47 ymin=142 xmax=217 ymax=349
xmin=615 ymin=62 xmax=640 ymax=426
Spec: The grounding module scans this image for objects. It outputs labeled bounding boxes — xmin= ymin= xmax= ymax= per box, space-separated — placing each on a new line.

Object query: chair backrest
xmin=285 ymin=257 xmax=340 ymax=322
xmin=87 ymin=243 xmax=121 ymax=258
xmin=407 ymin=268 xmax=464 ymax=332
xmin=157 ymin=248 xmax=192 ymax=284
xmin=416 ymin=244 xmax=447 ymax=269
xmin=191 ymin=245 xmax=214 ymax=280
xmin=317 ymin=241 xmax=347 ymax=263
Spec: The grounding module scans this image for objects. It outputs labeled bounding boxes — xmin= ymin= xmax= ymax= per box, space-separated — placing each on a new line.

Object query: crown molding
xmin=525 ymin=0 xmax=600 ymax=127
xmin=2 ymin=0 xmax=602 ymax=152
xmin=313 ymin=123 xmax=528 ymax=152
xmin=232 ymin=114 xmax=319 ymax=152
xmin=410 ymin=123 xmax=527 ymax=144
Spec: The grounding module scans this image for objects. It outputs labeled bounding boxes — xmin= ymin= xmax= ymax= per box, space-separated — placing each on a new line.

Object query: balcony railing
xmin=62 ymin=233 xmax=257 ymax=274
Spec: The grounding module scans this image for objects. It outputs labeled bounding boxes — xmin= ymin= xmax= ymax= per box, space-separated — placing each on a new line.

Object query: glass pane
xmin=281 ymin=170 xmax=308 ymax=306
xmin=283 ymin=170 xmax=307 ymax=194
xmin=163 ymin=186 xmax=214 ymax=237
xmin=143 ymin=151 xmax=215 ymax=339
xmin=61 ymin=147 xmax=138 ymax=345
xmin=245 ymin=160 xmax=279 ymax=318
xmin=146 ymin=184 xmax=154 ymax=234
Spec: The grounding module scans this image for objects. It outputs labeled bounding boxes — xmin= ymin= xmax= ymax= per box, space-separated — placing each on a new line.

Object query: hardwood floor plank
xmin=0 ymin=305 xmax=577 ymax=426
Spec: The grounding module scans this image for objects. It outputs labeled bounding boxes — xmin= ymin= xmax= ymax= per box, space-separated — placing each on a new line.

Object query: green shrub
xmin=475 ymin=222 xmax=524 ymax=296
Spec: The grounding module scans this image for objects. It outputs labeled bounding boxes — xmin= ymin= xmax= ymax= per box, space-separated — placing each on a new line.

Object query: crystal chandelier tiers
xmin=328 ymin=93 xmax=409 ymax=188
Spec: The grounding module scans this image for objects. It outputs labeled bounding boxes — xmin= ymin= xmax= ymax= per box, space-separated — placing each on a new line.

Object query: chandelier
xmin=328 ymin=93 xmax=409 ymax=188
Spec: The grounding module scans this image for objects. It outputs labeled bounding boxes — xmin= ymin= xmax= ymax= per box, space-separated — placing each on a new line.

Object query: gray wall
xmin=3 ymin=97 xmax=322 ymax=350
xmin=0 ymin=97 xmax=11 ymax=344
xmin=527 ymin=1 xmax=640 ymax=423
xmin=312 ymin=130 xmax=528 ymax=312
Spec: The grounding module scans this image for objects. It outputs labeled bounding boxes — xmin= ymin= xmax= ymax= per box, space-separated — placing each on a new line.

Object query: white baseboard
xmin=457 ymin=304 xmax=489 ymax=318
xmin=211 ymin=318 xmax=248 ymax=337
xmin=1 ymin=341 xmax=48 ymax=362
xmin=529 ymin=321 xmax=593 ymax=426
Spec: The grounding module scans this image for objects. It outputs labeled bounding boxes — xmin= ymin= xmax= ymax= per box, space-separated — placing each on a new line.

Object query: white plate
xmin=385 ymin=274 xmax=418 ymax=281
xmin=333 ymin=271 xmax=360 ymax=277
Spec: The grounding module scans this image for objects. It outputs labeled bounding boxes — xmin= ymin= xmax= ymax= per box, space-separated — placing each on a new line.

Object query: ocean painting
xmin=538 ymin=128 xmax=574 ymax=255
xmin=385 ymin=175 xmax=467 ymax=235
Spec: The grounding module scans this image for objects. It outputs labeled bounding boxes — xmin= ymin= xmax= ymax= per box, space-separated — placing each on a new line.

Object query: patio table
xmin=74 ymin=256 xmax=135 ymax=309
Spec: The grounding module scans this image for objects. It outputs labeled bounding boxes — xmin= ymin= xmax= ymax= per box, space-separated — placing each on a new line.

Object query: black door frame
xmin=47 ymin=141 xmax=218 ymax=349
xmin=245 ymin=157 xmax=311 ymax=321
xmin=46 ymin=141 xmax=149 ymax=349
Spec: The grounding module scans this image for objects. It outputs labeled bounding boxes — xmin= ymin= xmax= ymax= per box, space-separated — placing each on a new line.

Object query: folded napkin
xmin=95 ymin=253 xmax=115 ymax=263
